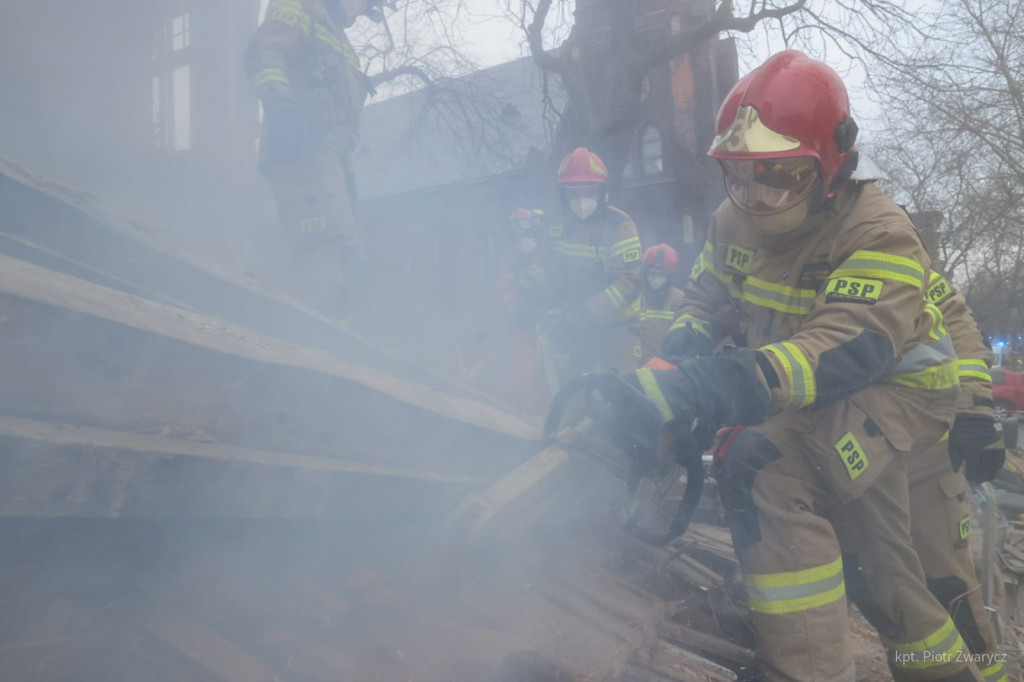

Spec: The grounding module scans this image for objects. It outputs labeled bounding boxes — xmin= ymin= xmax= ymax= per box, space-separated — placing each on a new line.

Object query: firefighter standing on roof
xmin=625 ymin=51 xmax=983 ymax=680
xmin=542 ymin=148 xmax=642 ymax=383
xmin=626 ymin=244 xmax=688 ymax=367
xmin=246 ymin=0 xmax=388 ymax=318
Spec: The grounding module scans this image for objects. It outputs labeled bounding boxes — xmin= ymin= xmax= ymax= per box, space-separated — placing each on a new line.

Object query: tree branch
xmin=641 ymin=0 xmax=808 ymax=71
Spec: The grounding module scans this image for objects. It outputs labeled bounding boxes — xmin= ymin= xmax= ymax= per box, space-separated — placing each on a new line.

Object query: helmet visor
xmin=720 ymin=157 xmax=819 ymax=216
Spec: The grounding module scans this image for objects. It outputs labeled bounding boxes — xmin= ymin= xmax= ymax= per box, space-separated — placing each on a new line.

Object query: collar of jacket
xmin=755 ymin=182 xmax=864 ymax=253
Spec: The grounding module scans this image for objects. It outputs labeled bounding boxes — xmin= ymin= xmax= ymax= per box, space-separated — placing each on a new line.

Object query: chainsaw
xmin=543 ymin=365 xmax=708 ymax=546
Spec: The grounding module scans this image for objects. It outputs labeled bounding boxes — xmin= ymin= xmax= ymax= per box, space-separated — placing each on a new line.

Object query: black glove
xmin=661 ymin=324 xmax=713 ymax=364
xmin=623 ymin=348 xmax=770 ymax=427
xmin=948 ymin=414 xmax=1006 ymax=484
xmin=264 ymin=103 xmax=312 ymax=162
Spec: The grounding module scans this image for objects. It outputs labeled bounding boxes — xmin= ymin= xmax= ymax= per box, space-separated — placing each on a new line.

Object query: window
xmin=641 ymin=125 xmax=663 ymax=176
xmin=171 ymin=66 xmax=192 ymax=151
xmin=171 ymin=14 xmax=190 ymax=51
xmin=681 ymin=214 xmax=695 ymax=243
xmin=152 ymin=14 xmax=192 ymax=151
xmin=993 ymin=371 xmax=1006 ymax=385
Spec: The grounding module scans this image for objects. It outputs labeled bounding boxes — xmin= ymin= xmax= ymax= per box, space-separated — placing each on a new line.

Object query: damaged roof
xmin=352 ymin=56 xmax=565 ymax=201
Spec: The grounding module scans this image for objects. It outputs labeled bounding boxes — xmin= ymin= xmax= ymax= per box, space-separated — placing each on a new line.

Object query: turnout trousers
xmin=717 ymin=394 xmax=982 ymax=681
xmin=834 ymin=442 xmax=1005 ymax=682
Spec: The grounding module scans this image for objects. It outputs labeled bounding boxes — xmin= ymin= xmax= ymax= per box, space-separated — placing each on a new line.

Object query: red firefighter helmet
xmin=557 ymin=148 xmax=609 ymax=186
xmin=642 ymin=244 xmax=679 ymax=273
xmin=709 ymin=50 xmax=858 ymax=201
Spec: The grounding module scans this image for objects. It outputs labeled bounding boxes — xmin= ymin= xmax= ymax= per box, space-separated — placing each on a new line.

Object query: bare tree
xmin=509 ymin=0 xmax=918 ymax=187
xmin=870 ymin=0 xmax=1024 ymax=330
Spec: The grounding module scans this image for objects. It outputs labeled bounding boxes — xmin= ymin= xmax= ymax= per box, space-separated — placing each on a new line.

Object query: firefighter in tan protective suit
xmin=246 ymin=0 xmax=390 ymax=317
xmin=834 ymin=264 xmax=1007 ymax=682
xmin=541 ymin=148 xmax=642 ymax=384
xmin=625 ymin=244 xmax=688 ymax=367
xmin=624 ymin=51 xmax=984 ymax=680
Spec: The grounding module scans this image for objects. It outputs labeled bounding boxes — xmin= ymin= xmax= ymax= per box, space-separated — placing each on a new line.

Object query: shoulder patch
xmin=797 ymin=262 xmax=833 ymax=291
xmin=549 ymin=225 xmax=563 ymax=238
xmin=927 ymin=275 xmax=954 ymax=305
xmin=824 ymin=276 xmax=884 ymax=305
xmin=725 ymin=244 xmax=754 ymax=273
xmin=623 ymin=248 xmax=641 ymax=263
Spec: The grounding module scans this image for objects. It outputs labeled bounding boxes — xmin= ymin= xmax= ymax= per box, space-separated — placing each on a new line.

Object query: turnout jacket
xmin=546 ymin=206 xmax=642 ymax=323
xmin=246 ymin=0 xmax=367 ymax=154
xmin=926 ymin=270 xmax=994 ymax=418
xmin=625 ymin=287 xmax=689 ymax=366
xmin=672 ymin=182 xmax=958 ymax=444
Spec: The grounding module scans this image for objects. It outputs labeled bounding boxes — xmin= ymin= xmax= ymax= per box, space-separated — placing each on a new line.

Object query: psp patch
xmin=959 ymin=516 xmax=971 ymax=541
xmin=834 ymin=431 xmax=869 ymax=480
xmin=725 ymin=244 xmax=755 ymax=274
xmin=623 ymin=248 xmax=641 ymax=263
xmin=927 ymin=275 xmax=955 ymax=305
xmin=549 ymin=225 xmax=564 ymax=238
xmin=824 ymin=277 xmax=884 ymax=305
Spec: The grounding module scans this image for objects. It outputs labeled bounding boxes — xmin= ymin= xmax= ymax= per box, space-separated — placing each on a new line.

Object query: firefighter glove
xmin=265 ymin=103 xmax=312 ymax=162
xmin=661 ymin=324 xmax=713 ymax=364
xmin=949 ymin=414 xmax=1006 ymax=484
xmin=623 ymin=348 xmax=770 ymax=427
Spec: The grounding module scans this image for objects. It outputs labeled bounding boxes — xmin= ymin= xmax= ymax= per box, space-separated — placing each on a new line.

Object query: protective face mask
xmin=646 ymin=274 xmax=668 ymax=291
xmin=516 ymin=236 xmax=537 ymax=255
xmin=570 ymin=197 xmax=598 ymax=220
xmin=738 ymin=195 xmax=812 ymax=236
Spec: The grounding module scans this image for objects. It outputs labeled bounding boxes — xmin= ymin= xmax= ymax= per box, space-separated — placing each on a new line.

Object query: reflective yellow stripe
xmin=640 ymin=310 xmax=675 ymax=321
xmin=635 ymin=369 xmax=673 ymax=422
xmin=551 ymin=242 xmax=598 ymax=257
xmin=940 ymin=430 xmax=949 ymax=442
xmin=608 ymin=236 xmax=642 ymax=258
xmin=744 ymin=557 xmax=846 ymax=615
xmin=924 ymin=303 xmax=948 ymax=341
xmin=314 ymin=22 xmax=344 ymax=52
xmin=741 ymin=276 xmax=816 ymax=315
xmin=266 ymin=0 xmax=311 ymax=34
xmin=883 ymin=617 xmax=965 ymax=670
xmin=884 ymin=362 xmax=959 ymax=390
xmin=958 ymin=359 xmax=992 ymax=381
xmin=832 ymin=250 xmax=925 ymax=288
xmin=981 ymin=660 xmax=1007 ymax=682
xmin=604 ymin=284 xmax=626 ymax=308
xmin=761 ymin=342 xmax=816 ymax=408
xmin=252 ymin=68 xmax=289 ymax=89
xmin=669 ymin=314 xmax=712 ymax=340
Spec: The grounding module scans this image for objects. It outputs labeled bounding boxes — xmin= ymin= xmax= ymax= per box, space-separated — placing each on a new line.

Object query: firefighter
xmin=246 ymin=0 xmax=391 ymax=318
xmin=542 ymin=148 xmax=642 ymax=384
xmin=627 ymin=244 xmax=688 ymax=367
xmin=833 ymin=269 xmax=1007 ymax=682
xmin=626 ymin=51 xmax=983 ymax=680
xmin=490 ymin=208 xmax=550 ymax=408
xmin=497 ymin=208 xmax=549 ymax=329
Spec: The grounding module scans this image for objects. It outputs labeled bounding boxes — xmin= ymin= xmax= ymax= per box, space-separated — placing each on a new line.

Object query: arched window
xmin=641 ymin=125 xmax=663 ymax=176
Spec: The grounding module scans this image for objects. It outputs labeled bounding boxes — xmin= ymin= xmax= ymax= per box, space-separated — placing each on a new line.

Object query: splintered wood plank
xmin=0 ymin=252 xmax=540 ymax=441
xmin=657 ymin=622 xmax=756 ymax=669
xmin=146 ymin=612 xmax=282 ymax=682
xmin=643 ymin=639 xmax=737 ymax=682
